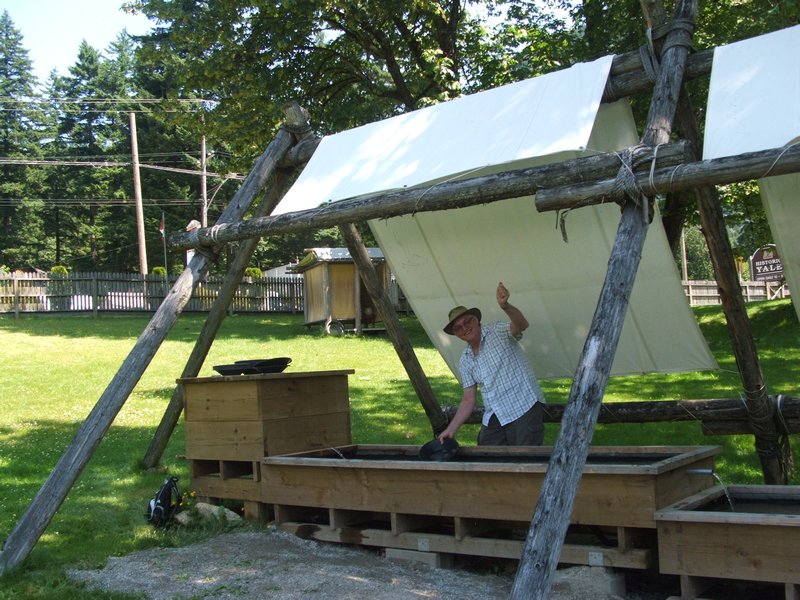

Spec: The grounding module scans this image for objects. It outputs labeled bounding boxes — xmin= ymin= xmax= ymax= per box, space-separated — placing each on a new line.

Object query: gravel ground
xmin=66 ymin=528 xmax=653 ymax=599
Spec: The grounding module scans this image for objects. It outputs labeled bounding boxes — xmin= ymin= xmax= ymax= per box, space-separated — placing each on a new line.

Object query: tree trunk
xmin=510 ymin=2 xmax=697 ymax=597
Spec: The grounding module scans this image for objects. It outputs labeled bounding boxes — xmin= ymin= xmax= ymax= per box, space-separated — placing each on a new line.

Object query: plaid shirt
xmin=459 ymin=320 xmax=545 ymax=426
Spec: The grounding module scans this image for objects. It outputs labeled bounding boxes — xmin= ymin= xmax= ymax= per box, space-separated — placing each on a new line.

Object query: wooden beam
xmin=168 ymin=142 xmax=690 ymax=251
xmin=510 ymin=2 xmax=698 ymax=597
xmin=535 ymin=143 xmax=800 ymax=211
xmin=675 ymin=98 xmax=790 ymax=483
xmin=443 ymin=396 xmax=800 ymax=432
xmin=0 ymin=103 xmax=309 ymax=575
xmin=340 ymin=223 xmax=448 ymax=434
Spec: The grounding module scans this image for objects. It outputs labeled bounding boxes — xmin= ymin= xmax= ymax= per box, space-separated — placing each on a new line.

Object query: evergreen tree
xmin=0 ymin=10 xmax=50 ymax=269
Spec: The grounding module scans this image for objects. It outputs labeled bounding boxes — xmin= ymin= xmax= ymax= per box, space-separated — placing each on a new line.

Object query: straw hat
xmin=443 ymin=306 xmax=482 ymax=335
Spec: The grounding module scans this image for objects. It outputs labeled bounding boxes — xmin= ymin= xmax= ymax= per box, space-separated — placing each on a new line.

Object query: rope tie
xmin=639 ymin=44 xmax=660 ymax=83
xmin=611 ymin=146 xmax=651 ymax=221
xmin=761 ymin=139 xmax=800 ymax=179
xmin=281 ymin=122 xmax=312 ymax=137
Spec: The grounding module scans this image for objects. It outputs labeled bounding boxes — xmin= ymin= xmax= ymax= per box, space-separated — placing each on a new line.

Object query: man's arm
xmin=497 ymin=281 xmax=528 ymax=336
xmin=438 ymin=384 xmax=477 ymax=442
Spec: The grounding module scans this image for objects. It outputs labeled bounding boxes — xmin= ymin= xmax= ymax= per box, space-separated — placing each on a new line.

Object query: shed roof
xmin=294 ymin=247 xmax=384 ymax=272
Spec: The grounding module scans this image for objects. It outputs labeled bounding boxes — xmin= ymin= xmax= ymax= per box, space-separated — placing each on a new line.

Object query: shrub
xmin=151 ymin=266 xmax=167 ymax=276
xmin=50 ymin=265 xmax=69 ymax=276
xmin=244 ymin=267 xmax=263 ymax=280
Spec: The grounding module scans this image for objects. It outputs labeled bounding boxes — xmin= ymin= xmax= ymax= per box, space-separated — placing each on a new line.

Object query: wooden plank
xmin=185 ymin=421 xmax=266 ymax=460
xmin=190 ymin=475 xmax=262 ymax=502
xmin=658 ymin=521 xmax=800 ymax=584
xmin=277 ymin=522 xmax=653 ymax=569
xmin=264 ymin=412 xmax=352 ymax=456
xmin=183 ymin=380 xmax=260 ymax=421
xmin=260 ymin=462 xmax=677 ymax=528
xmin=243 ymin=501 xmax=270 ymax=523
xmin=258 ymin=375 xmax=351 ymax=419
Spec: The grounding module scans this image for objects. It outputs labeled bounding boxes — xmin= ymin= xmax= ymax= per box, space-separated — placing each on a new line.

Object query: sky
xmin=1 ymin=0 xmax=154 ymax=84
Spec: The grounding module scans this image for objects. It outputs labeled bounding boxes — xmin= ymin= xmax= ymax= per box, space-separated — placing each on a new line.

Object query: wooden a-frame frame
xmin=2 ymin=3 xmax=797 ymax=596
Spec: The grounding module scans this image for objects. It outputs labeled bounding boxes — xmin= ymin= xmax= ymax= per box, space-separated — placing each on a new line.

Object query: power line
xmin=0 ymin=198 xmax=198 ymax=206
xmin=0 ymin=157 xmax=245 ymax=179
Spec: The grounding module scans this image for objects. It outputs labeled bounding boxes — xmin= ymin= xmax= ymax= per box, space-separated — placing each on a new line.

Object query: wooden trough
xmin=261 ymin=444 xmax=719 ymax=569
xmin=655 ymin=484 xmax=800 ymax=599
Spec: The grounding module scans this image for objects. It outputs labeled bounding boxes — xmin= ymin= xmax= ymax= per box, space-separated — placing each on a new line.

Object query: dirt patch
xmin=67 ymin=528 xmax=656 ymax=599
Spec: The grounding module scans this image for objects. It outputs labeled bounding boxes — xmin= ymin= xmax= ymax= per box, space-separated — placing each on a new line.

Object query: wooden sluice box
xmin=180 ymin=370 xmax=353 ymax=519
xmin=261 ymin=444 xmax=720 ymax=569
xmin=656 ymin=484 xmax=800 ymax=599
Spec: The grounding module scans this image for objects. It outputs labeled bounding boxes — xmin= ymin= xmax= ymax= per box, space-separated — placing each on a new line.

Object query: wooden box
xmin=180 ymin=370 xmax=353 ymax=503
xmin=656 ymin=484 xmax=800 ymax=588
xmin=181 ymin=370 xmax=353 ymax=459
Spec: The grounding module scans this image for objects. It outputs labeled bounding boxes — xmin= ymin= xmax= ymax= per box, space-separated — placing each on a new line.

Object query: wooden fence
xmin=683 ymin=279 xmax=791 ymax=305
xmin=0 ymin=272 xmax=791 ymax=316
xmin=0 ymin=272 xmax=304 ymax=316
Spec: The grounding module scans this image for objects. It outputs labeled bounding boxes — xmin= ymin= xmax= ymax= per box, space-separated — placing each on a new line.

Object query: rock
xmin=174 ymin=502 xmax=243 ymax=526
xmin=552 ymin=566 xmax=627 ymax=599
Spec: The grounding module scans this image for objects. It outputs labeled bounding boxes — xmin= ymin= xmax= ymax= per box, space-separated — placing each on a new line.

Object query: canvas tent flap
xmin=704 ymin=25 xmax=800 ymax=323
xmin=703 ymin=24 xmax=800 ymax=160
xmin=275 ymin=55 xmax=615 ymax=213
xmin=371 ymin=101 xmax=716 ymax=379
xmin=277 ymin=56 xmax=717 ymax=379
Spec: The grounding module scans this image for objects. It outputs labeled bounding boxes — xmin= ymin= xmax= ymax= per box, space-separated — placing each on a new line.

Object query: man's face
xmin=452 ymin=313 xmax=480 ymax=344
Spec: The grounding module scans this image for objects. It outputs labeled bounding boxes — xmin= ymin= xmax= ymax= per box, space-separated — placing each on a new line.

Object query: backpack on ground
xmin=146 ymin=476 xmax=182 ymax=527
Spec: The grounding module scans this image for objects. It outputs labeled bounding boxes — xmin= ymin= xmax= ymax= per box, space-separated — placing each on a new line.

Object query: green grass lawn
xmin=0 ymin=300 xmax=798 ymax=598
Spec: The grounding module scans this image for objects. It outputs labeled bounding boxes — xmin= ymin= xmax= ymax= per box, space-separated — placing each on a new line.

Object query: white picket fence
xmin=0 ymin=271 xmax=304 ymax=316
xmin=0 ymin=272 xmax=790 ymax=316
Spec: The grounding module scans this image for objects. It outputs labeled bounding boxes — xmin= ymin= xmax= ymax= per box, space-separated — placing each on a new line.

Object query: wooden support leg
xmin=243 ymin=501 xmax=269 ymax=523
xmin=680 ymin=574 xmax=713 ymax=600
xmin=786 ymin=582 xmax=800 ymax=600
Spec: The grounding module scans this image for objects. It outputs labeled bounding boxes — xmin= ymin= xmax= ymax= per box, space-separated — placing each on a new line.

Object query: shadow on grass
xmin=0 ymin=312 xmax=317 ymax=343
xmin=1 ymin=419 xmax=190 ymax=570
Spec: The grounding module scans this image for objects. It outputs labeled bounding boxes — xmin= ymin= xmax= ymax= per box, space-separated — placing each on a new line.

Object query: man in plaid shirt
xmin=438 ymin=282 xmax=545 ymax=445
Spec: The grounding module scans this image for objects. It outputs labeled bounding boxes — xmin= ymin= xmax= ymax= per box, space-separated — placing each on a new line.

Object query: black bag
xmin=146 ymin=476 xmax=182 ymax=527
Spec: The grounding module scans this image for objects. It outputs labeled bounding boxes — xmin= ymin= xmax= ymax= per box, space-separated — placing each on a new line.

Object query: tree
xmin=130 ymin=0 xmax=490 ymax=161
xmin=0 ymin=10 xmax=50 ymax=269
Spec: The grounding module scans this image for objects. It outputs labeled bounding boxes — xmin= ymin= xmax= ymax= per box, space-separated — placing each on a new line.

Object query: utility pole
xmin=130 ymin=112 xmax=148 ymax=274
xmin=200 ymin=134 xmax=208 ymax=228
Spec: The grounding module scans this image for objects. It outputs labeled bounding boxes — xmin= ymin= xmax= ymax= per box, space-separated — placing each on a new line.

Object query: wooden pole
xmin=510 ymin=2 xmax=697 ymax=597
xmin=130 ymin=112 xmax=148 ymax=275
xmin=141 ymin=173 xmax=291 ymax=468
xmin=0 ymin=104 xmax=306 ymax=575
xmin=340 ymin=223 xmax=449 ymax=435
xmin=169 ymin=143 xmax=690 ymax=250
xmin=675 ymin=94 xmax=790 ymax=482
xmin=444 ymin=396 xmax=800 ymax=431
xmin=535 ymin=143 xmax=800 ymax=211
xmin=141 ymin=107 xmax=312 ymax=469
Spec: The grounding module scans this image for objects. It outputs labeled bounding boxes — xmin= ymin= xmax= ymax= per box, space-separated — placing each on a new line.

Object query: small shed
xmin=294 ymin=247 xmax=388 ymax=334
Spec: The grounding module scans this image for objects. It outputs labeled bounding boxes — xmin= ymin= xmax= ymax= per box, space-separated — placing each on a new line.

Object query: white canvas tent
xmin=704 ymin=24 xmax=800 ymax=324
xmin=277 ymin=55 xmax=717 ymax=380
